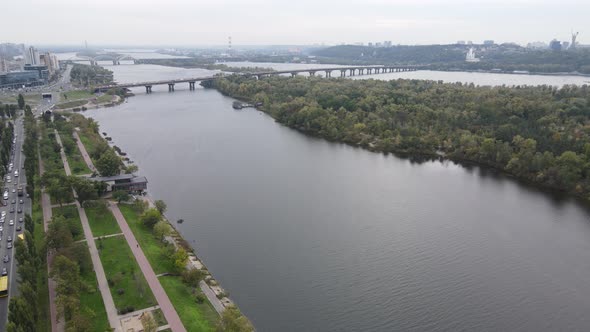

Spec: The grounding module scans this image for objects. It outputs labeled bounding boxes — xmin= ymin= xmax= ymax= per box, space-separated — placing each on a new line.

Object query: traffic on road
xmin=0 ymin=112 xmax=31 ymax=331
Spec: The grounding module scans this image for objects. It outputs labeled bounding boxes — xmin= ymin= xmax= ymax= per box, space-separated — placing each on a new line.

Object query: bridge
xmin=94 ymin=65 xmax=421 ymax=93
xmin=65 ymin=54 xmax=137 ymax=66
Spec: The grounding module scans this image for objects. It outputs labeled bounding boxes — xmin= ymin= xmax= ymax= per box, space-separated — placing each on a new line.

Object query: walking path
xmin=94 ymin=232 xmax=124 ymax=240
xmin=199 ymin=281 xmax=226 ymax=315
xmin=54 ymin=130 xmax=121 ymax=331
xmin=117 ymin=305 xmax=160 ymax=320
xmin=73 ymin=130 xmax=96 ymax=172
xmin=38 ymin=152 xmax=63 ymax=332
xmin=109 ymin=202 xmax=186 ymax=332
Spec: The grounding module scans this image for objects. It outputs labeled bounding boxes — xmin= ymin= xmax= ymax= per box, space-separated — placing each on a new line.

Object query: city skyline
xmin=1 ymin=0 xmax=588 ymax=46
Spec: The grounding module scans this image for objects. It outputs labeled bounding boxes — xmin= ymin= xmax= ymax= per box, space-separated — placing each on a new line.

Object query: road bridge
xmin=94 ymin=65 xmax=421 ymax=93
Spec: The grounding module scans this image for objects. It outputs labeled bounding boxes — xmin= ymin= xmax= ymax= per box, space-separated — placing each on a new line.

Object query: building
xmin=24 ymin=64 xmax=49 ymax=82
xmin=0 ymin=58 xmax=7 ymax=73
xmin=483 ymin=40 xmax=494 ymax=45
xmin=0 ymin=71 xmax=42 ymax=88
xmin=465 ymin=48 xmax=480 ymax=62
xmin=87 ymin=174 xmax=148 ymax=193
xmin=384 ymin=41 xmax=392 ymax=47
xmin=549 ymin=39 xmax=562 ymax=51
xmin=25 ymin=46 xmax=40 ymax=65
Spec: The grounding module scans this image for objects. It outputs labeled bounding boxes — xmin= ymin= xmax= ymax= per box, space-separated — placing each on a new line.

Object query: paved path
xmin=109 ymin=202 xmax=186 ymax=332
xmin=73 ymin=130 xmax=96 ymax=172
xmin=94 ymin=232 xmax=124 ymax=240
xmin=54 ymin=130 xmax=121 ymax=331
xmin=199 ymin=281 xmax=225 ymax=315
xmin=38 ymin=152 xmax=64 ymax=332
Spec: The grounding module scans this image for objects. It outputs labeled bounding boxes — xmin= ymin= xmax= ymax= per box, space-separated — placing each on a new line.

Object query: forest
xmin=312 ymin=45 xmax=590 ymax=74
xmin=70 ymin=64 xmax=114 ymax=87
xmin=206 ymin=75 xmax=590 ymax=200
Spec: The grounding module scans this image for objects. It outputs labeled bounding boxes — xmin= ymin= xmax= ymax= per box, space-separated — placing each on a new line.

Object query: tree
xmin=46 ymin=216 xmax=74 ymax=251
xmin=69 ymin=177 xmax=99 ymax=203
xmin=153 ymin=220 xmax=172 ymax=240
xmin=181 ymin=268 xmax=205 ymax=287
xmin=17 ymin=94 xmax=25 ymax=110
xmin=50 ymin=255 xmax=81 ymax=321
xmin=216 ymin=306 xmax=254 ymax=332
xmin=171 ymin=248 xmax=189 ymax=273
xmin=8 ymin=297 xmax=35 ymax=332
xmin=154 ymin=200 xmax=167 ymax=215
xmin=112 ymin=190 xmax=130 ymax=203
xmin=140 ymin=313 xmax=157 ymax=332
xmin=140 ymin=208 xmax=161 ymax=228
xmin=96 ymin=149 xmax=120 ymax=176
xmin=125 ymin=164 xmax=139 ymax=174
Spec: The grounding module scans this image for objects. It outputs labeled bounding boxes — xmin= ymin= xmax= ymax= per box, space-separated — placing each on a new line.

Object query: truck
xmin=17 ymin=186 xmax=23 ymax=197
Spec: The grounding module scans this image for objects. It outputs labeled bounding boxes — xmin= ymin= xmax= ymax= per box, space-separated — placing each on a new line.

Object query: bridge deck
xmin=95 ymin=65 xmax=421 ymax=91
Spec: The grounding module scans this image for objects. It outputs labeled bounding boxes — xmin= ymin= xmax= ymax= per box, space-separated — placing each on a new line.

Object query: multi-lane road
xmin=0 ymin=112 xmax=32 ymax=331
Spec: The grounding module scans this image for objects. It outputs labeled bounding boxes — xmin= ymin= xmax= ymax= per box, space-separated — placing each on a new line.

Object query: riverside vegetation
xmin=206 ymin=75 xmax=590 ymax=201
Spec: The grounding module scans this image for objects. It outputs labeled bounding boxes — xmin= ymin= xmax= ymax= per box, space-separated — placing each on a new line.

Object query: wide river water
xmin=85 ymin=63 xmax=590 ymax=331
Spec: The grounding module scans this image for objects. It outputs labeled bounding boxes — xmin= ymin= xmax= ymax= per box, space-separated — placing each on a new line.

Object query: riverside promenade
xmin=71 ymin=128 xmax=187 ymax=331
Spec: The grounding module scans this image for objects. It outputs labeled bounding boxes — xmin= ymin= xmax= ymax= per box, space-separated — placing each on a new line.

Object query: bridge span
xmin=95 ymin=65 xmax=420 ymax=93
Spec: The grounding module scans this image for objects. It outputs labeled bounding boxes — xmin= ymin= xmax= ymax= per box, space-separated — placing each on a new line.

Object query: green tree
xmin=171 ymin=248 xmax=189 ymax=273
xmin=154 ymin=200 xmax=167 ymax=215
xmin=69 ymin=177 xmax=99 ymax=203
xmin=153 ymin=220 xmax=172 ymax=240
xmin=46 ymin=216 xmax=74 ymax=251
xmin=96 ymin=149 xmax=120 ymax=176
xmin=140 ymin=208 xmax=161 ymax=228
xmin=112 ymin=190 xmax=130 ymax=203
xmin=216 ymin=306 xmax=254 ymax=332
xmin=17 ymin=94 xmax=25 ymax=110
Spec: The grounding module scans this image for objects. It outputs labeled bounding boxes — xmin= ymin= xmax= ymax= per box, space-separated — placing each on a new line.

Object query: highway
xmin=0 ymin=111 xmax=31 ymax=331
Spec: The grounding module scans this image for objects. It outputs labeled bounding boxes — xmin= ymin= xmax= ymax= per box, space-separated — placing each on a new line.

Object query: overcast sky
xmin=2 ymin=0 xmax=589 ymax=47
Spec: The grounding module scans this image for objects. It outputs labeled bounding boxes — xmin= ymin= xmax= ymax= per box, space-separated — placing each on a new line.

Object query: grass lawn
xmin=61 ymin=90 xmax=93 ymax=101
xmin=97 ymin=236 xmax=156 ymax=312
xmin=57 ymin=130 xmax=91 ymax=175
xmin=77 ymin=131 xmax=99 ymax=161
xmin=52 ymin=205 xmax=84 ymax=241
xmin=96 ymin=94 xmax=114 ymax=104
xmin=55 ymin=100 xmax=88 ymax=109
xmin=159 ymin=276 xmax=218 ymax=332
xmin=79 ymin=244 xmax=110 ymax=331
xmin=85 ymin=205 xmax=121 ymax=237
xmin=0 ymin=93 xmax=42 ymax=106
xmin=119 ymin=204 xmax=176 ymax=274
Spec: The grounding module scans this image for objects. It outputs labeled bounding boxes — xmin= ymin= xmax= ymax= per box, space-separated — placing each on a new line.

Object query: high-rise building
xmin=25 ymin=46 xmax=40 ymax=65
xmin=0 ymin=58 xmax=7 ymax=73
xmin=483 ymin=40 xmax=494 ymax=45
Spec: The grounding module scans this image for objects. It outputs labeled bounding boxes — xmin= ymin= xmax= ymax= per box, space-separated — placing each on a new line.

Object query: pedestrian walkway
xmin=73 ymin=130 xmax=96 ymax=172
xmin=54 ymin=130 xmax=121 ymax=331
xmin=199 ymin=280 xmax=225 ymax=315
xmin=38 ymin=152 xmax=64 ymax=332
xmin=109 ymin=202 xmax=186 ymax=332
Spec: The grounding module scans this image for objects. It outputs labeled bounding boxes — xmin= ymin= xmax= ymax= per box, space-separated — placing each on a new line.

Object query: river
xmin=84 ymin=63 xmax=590 ymax=331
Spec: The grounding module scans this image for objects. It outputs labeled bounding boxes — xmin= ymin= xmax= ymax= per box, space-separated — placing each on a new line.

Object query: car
xmin=7 ymin=236 xmax=11 ymax=242
xmin=11 ymin=189 xmax=15 ymax=193
xmin=9 ymin=207 xmax=14 ymax=213
xmin=1 ymin=268 xmax=6 ymax=276
xmin=9 ymin=220 xmax=13 ymax=226
xmin=18 ymin=217 xmax=22 ymax=223
xmin=3 ymin=255 xmax=9 ymax=263
xmin=16 ymin=226 xmax=21 ymax=231
xmin=7 ymin=242 xmax=12 ymax=249
xmin=1 ymin=211 xmax=5 ymax=217
xmin=11 ymin=199 xmax=15 ymax=204
xmin=22 ymin=165 xmax=24 ymax=169
xmin=17 ymin=208 xmax=21 ymax=214
xmin=18 ymin=199 xmax=23 ymax=204
xmin=6 ymin=179 xmax=10 ymax=183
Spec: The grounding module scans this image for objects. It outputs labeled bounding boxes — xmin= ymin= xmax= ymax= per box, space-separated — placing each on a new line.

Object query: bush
xmin=195 ymin=294 xmax=205 ymax=304
xmin=181 ymin=268 xmax=204 ymax=287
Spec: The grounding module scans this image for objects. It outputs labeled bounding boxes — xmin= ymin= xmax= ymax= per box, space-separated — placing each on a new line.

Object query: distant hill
xmin=312 ymin=44 xmax=590 ymax=74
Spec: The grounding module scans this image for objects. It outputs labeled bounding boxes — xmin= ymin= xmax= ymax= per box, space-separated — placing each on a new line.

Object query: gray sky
xmin=2 ymin=0 xmax=589 ymax=46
